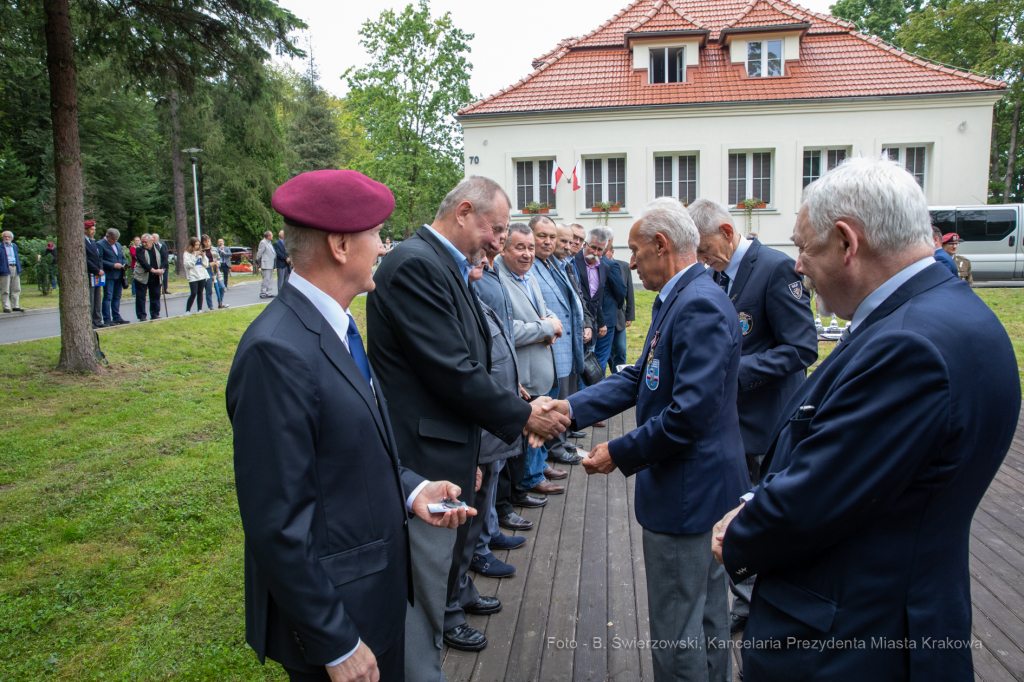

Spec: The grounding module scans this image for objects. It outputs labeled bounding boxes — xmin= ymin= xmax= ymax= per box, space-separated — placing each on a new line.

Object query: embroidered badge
xmin=645 ymin=358 xmax=660 ymax=390
xmin=788 ymin=281 xmax=804 ymax=299
xmin=739 ymin=312 xmax=753 ymax=336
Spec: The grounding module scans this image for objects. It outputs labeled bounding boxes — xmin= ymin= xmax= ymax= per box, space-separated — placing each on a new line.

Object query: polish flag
xmin=551 ymin=162 xmax=563 ymax=193
xmin=572 ymin=160 xmax=582 ymax=191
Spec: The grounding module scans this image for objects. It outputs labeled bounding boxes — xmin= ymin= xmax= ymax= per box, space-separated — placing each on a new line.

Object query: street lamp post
xmin=182 ymin=147 xmax=203 ymax=241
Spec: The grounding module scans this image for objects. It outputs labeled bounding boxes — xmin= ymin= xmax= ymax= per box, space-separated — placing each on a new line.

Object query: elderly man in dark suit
xmin=605 ymin=240 xmax=634 ymax=373
xmin=151 ymin=233 xmax=170 ymax=294
xmin=555 ymin=198 xmax=749 ymax=682
xmin=84 ymin=221 xmax=104 ymax=328
xmin=228 ymin=170 xmax=474 ymax=682
xmin=367 ymin=176 xmax=569 ymax=678
xmin=714 ymin=157 xmax=1021 ymax=682
xmin=274 ymin=229 xmax=291 ymax=292
xmin=97 ymin=227 xmax=129 ymax=325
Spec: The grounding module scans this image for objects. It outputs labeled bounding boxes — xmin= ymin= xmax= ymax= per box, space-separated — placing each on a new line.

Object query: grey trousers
xmin=405 ymin=518 xmax=458 ymax=682
xmin=0 ymin=274 xmax=21 ymax=310
xmin=642 ymin=528 xmax=732 ymax=682
xmin=260 ymin=268 xmax=274 ymax=296
xmin=90 ymin=285 xmax=103 ymax=326
xmin=277 ymin=265 xmax=290 ymax=293
xmin=474 ymin=460 xmax=503 ymax=556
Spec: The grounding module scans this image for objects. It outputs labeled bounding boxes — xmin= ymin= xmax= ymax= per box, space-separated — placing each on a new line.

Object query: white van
xmin=929 ymin=205 xmax=1023 ymax=281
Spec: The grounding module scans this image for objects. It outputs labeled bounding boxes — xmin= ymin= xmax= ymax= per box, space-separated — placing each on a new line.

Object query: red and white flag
xmin=551 ymin=162 xmax=563 ymax=193
xmin=572 ymin=160 xmax=582 ymax=191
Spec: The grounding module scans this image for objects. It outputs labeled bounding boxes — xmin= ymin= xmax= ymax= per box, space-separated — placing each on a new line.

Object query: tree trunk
xmin=1004 ymin=95 xmax=1021 ymax=204
xmin=169 ymin=91 xmax=189 ymax=275
xmin=197 ymin=159 xmax=206 ymax=237
xmin=44 ymin=0 xmax=96 ymax=372
xmin=990 ymin=105 xmax=1002 ymax=199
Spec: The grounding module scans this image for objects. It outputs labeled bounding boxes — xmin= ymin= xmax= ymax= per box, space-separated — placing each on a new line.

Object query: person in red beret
xmin=84 ymin=220 xmax=105 ymax=328
xmin=227 ymin=169 xmax=475 ymax=682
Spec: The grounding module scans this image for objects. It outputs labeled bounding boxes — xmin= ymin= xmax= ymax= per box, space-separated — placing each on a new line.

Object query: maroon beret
xmin=272 ymin=170 xmax=395 ymax=233
xmin=84 ymin=220 xmax=95 ymax=227
xmin=942 ymin=232 xmax=961 ymax=244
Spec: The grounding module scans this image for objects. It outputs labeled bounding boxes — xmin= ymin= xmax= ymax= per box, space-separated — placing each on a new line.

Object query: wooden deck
xmin=442 ymin=409 xmax=1024 ymax=682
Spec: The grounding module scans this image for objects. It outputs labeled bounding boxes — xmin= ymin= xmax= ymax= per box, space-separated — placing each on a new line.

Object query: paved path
xmin=0 ymin=280 xmax=269 ymax=345
xmin=442 ymin=408 xmax=1024 ymax=682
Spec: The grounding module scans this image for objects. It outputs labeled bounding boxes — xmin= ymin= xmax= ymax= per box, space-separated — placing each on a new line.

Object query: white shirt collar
xmin=722 ymin=237 xmax=752 ymax=293
xmin=850 ymin=256 xmax=935 ymax=332
xmin=658 ymin=262 xmax=698 ymax=301
xmin=287 ymin=271 xmax=353 ymax=351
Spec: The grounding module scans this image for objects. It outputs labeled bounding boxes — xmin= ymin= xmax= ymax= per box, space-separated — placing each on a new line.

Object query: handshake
xmin=522 ymin=396 xmax=572 ymax=448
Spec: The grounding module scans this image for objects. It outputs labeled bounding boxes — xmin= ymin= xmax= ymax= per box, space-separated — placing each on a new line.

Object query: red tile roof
xmin=460 ymin=0 xmax=1005 ymax=117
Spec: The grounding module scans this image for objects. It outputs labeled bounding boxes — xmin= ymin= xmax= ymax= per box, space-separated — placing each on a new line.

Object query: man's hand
xmin=711 ymin=503 xmax=745 ymax=565
xmin=581 ymin=441 xmax=616 ymax=475
xmin=524 ymin=396 xmax=570 ymax=447
xmin=326 ymin=641 xmax=379 ymax=682
xmin=411 ymin=481 xmax=477 ymax=529
xmin=548 ymin=317 xmax=564 ymax=339
xmin=519 ymin=383 xmax=530 ymax=401
xmin=475 ymin=467 xmax=483 ymax=492
xmin=598 ymin=326 xmax=608 ymax=338
xmin=583 ymin=327 xmax=593 ymax=343
xmin=625 ymin=320 xmax=632 ymax=328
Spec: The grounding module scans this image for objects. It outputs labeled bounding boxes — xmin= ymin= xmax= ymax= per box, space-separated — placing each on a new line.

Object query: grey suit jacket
xmin=256 ymin=240 xmax=277 ymax=270
xmin=495 ymin=255 xmax=557 ymax=397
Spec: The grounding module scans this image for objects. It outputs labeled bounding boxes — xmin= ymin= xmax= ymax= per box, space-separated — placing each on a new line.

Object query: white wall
xmin=461 ymin=94 xmax=999 ymax=259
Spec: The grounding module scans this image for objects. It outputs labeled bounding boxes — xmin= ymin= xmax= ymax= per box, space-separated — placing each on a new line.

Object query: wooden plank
xmin=971 ymin=519 xmax=1024 ymax=594
xmin=541 ymin=455 xmax=590 ymax=681
xmin=971 ymin=600 xmax=1024 ymax=682
xmin=971 ymin=577 xmax=1024 ymax=678
xmin=574 ymin=447 xmax=609 ymax=682
xmin=622 ymin=409 xmax=655 ymax=682
xmin=970 ymin=536 xmax=1024 ymax=605
xmin=606 ymin=416 xmax=641 ymax=682
xmin=503 ymin=460 xmax=569 ymax=682
xmin=973 ymin=507 xmax=1024 ymax=568
xmin=978 ymin=497 xmax=1024 ymax=544
xmin=971 ymin=626 xmax=1020 ymax=682
xmin=969 ymin=547 xmax=1024 ymax=650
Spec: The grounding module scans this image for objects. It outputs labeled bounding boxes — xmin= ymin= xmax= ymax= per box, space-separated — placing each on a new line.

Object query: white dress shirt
xmin=287 ymin=272 xmax=429 ymax=668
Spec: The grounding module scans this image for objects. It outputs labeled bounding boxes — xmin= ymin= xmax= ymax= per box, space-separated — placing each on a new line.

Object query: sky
xmin=274 ymin=0 xmax=838 ymax=101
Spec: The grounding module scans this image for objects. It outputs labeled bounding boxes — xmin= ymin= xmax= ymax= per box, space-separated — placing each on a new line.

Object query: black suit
xmin=573 ymin=250 xmax=608 ymax=329
xmin=154 ymin=240 xmax=170 ymax=292
xmin=227 ymin=284 xmax=424 ymax=677
xmin=367 ymin=227 xmax=531 ymax=673
xmin=274 ymin=238 xmax=291 ymax=290
xmin=85 ymin=237 xmax=103 ymax=327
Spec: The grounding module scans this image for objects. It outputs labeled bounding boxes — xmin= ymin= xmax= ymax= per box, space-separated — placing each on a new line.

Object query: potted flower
xmin=740 ymin=197 xmax=765 ymax=233
xmin=524 ymin=201 xmax=551 ymax=214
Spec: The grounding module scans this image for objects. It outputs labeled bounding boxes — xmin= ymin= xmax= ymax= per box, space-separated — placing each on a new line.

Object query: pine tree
xmin=288 ymin=56 xmax=342 ymax=177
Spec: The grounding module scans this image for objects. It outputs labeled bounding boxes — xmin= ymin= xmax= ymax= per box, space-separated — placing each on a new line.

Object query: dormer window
xmin=649 ymin=47 xmax=685 ymax=84
xmin=746 ymin=40 xmax=783 ymax=77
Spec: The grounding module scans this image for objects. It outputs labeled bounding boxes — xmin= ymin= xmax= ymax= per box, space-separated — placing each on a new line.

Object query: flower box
xmin=525 ymin=208 xmax=550 ymax=214
xmin=231 ymin=264 xmax=253 ymax=273
xmin=736 ymin=202 xmax=767 ymax=210
xmin=591 ymin=206 xmax=622 ymax=212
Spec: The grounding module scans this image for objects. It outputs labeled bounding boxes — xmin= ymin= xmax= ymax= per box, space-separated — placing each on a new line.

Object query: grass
xmin=0 ymin=286 xmax=1020 ymax=681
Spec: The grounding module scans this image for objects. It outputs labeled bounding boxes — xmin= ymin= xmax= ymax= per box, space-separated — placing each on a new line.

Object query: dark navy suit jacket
xmin=574 ymin=250 xmax=609 ymax=329
xmin=274 ymin=238 xmax=290 ymax=266
xmin=934 ymin=247 xmax=958 ymax=277
xmin=713 ymin=240 xmax=818 ymax=456
xmin=568 ymin=265 xmax=749 ymax=535
xmin=85 ymin=238 xmax=103 ymax=275
xmin=97 ymin=239 xmax=127 ymax=278
xmin=0 ymin=242 xmax=22 ymax=275
xmin=600 ymin=256 xmax=627 ymax=333
xmin=723 ymin=263 xmax=1020 ymax=681
xmin=226 ymin=285 xmax=425 ymax=673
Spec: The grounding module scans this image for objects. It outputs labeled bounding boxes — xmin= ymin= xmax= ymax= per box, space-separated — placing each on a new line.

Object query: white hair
xmin=141 ymin=233 xmax=152 ymax=241
xmin=435 ymin=176 xmax=510 ymax=222
xmin=587 ymin=227 xmax=613 ymax=245
xmin=802 ymin=156 xmax=932 ymax=252
xmin=687 ymin=198 xmax=735 ymax=238
xmin=637 ymin=197 xmax=699 ymax=255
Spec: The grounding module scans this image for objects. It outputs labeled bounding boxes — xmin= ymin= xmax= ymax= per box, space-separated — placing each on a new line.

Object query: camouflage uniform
xmin=953 ymin=254 xmax=973 ymax=286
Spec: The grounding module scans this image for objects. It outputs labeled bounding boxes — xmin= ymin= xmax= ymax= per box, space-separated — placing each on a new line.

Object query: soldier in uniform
xmin=941 ymin=233 xmax=973 ymax=285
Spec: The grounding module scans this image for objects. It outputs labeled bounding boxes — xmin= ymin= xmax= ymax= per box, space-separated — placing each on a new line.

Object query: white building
xmin=456 ymin=0 xmax=1006 ymax=256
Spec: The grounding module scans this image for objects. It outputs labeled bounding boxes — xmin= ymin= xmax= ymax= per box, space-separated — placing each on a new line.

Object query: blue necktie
xmin=346 ymin=313 xmax=372 ymax=388
xmin=651 ymin=295 xmax=663 ymax=323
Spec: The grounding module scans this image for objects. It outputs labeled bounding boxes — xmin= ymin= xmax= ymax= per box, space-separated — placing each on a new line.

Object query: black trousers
xmin=135 ymin=276 xmax=161 ymax=320
xmin=284 ymin=632 xmax=405 ymax=682
xmin=495 ymin=452 xmax=527 ymax=518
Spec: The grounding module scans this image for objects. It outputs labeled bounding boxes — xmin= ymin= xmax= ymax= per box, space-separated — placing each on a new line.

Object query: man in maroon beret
xmin=83 ymin=220 xmax=105 ymax=328
xmin=227 ymin=169 xmax=477 ymax=682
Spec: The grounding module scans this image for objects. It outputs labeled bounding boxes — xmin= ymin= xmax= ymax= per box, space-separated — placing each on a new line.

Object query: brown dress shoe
xmin=544 ymin=466 xmax=568 ymax=480
xmin=528 ymin=480 xmax=565 ymax=495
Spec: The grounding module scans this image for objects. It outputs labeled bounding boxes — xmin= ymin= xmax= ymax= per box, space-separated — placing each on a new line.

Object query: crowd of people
xmin=227 ymin=157 xmax=1017 ymax=682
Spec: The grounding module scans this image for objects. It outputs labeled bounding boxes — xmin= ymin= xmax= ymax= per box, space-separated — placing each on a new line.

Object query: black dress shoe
xmin=443 ymin=624 xmax=487 ymax=652
xmin=730 ymin=613 xmax=748 ymax=636
xmin=548 ymin=451 xmax=583 ymax=465
xmin=568 ymin=430 xmax=588 ymax=438
xmin=464 ymin=595 xmax=502 ymax=616
xmin=514 ymin=495 xmax=548 ymax=508
xmin=499 ymin=511 xmax=534 ymax=531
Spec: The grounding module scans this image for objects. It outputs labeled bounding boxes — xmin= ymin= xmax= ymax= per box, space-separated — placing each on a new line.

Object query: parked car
xmin=930 ymin=204 xmax=1023 ymax=280
xmin=228 ymin=246 xmax=251 ymax=264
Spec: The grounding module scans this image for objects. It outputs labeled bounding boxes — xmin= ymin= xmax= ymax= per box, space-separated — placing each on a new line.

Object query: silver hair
xmin=284 ymin=222 xmax=329 ymax=274
xmin=802 ymin=155 xmax=932 ymax=252
xmin=264 ymin=230 xmax=273 ymax=238
xmin=141 ymin=233 xmax=152 ymax=241
xmin=435 ymin=176 xmax=510 ymax=222
xmin=636 ymin=197 xmax=699 ymax=255
xmin=587 ymin=226 xmax=613 ymax=245
xmin=1 ymin=231 xmax=12 ymax=239
xmin=506 ymin=222 xmax=533 ymax=244
xmin=687 ymin=198 xmax=735 ymax=238
xmin=105 ymin=227 xmax=120 ymax=240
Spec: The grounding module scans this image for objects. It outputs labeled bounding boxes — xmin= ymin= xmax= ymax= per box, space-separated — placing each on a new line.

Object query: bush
xmin=15 ymin=237 xmax=52 ymax=287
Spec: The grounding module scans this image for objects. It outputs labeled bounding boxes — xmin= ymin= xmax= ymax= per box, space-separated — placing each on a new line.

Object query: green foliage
xmin=345 ymin=0 xmax=474 ymax=239
xmin=0 ymin=146 xmax=38 ymax=235
xmin=35 ymin=252 xmax=54 ymax=295
xmin=13 ymin=237 xmax=49 ymax=286
xmin=830 ymin=0 xmax=925 ymax=45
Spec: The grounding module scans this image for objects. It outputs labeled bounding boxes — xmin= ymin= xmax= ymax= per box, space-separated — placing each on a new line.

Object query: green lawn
xmin=0 ymin=287 xmax=1021 ymax=680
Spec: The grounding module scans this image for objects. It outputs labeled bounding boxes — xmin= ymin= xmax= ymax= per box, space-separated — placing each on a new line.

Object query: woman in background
xmin=183 ymin=236 xmax=210 ymax=314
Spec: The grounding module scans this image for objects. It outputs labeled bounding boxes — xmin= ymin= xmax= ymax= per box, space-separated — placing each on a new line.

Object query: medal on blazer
xmin=645 ymin=331 xmax=661 ymax=390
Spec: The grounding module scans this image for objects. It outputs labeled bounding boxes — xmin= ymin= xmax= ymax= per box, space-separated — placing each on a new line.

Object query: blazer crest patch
xmin=739 ymin=312 xmax=753 ymax=336
xmin=788 ymin=281 xmax=804 ymax=299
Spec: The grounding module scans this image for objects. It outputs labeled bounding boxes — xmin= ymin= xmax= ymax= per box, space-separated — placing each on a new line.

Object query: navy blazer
xmin=227 ymin=285 xmax=425 ymax=673
xmin=600 ymin=256 xmax=627 ymax=334
xmin=84 ymin=237 xmax=103 ymax=276
xmin=568 ymin=265 xmax=750 ymax=535
xmin=0 ymin=242 xmax=22 ymax=276
xmin=573 ymin=250 xmax=608 ymax=329
xmin=97 ymin=239 xmax=126 ymax=277
xmin=274 ymin=238 xmax=290 ymax=265
xmin=934 ymin=247 xmax=958 ymax=277
xmin=723 ymin=263 xmax=1020 ymax=681
xmin=714 ymin=240 xmax=818 ymax=456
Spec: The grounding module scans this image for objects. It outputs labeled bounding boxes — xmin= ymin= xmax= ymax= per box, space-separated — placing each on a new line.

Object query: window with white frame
xmin=515 ymin=159 xmax=557 ymax=211
xmin=746 ymin=40 xmax=783 ymax=77
xmin=649 ymin=46 xmax=686 ymax=84
xmin=802 ymin=148 xmax=848 ymax=187
xmin=584 ymin=157 xmax=626 ymax=208
xmin=882 ymin=146 xmax=927 ymax=187
xmin=728 ymin=151 xmax=773 ymax=206
xmin=654 ymin=154 xmax=698 ymax=204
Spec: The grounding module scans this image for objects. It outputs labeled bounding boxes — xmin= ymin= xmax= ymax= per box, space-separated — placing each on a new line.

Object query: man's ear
xmin=720 ymin=222 xmax=735 ymax=242
xmin=834 ymin=220 xmax=860 ymax=265
xmin=326 ymin=233 xmax=349 ymax=265
xmin=454 ymin=200 xmax=474 ymax=228
xmin=655 ymin=232 xmax=671 ymax=256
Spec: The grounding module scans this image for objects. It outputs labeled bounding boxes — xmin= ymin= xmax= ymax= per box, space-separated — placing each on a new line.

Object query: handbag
xmin=581 ymin=347 xmax=604 ymax=386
